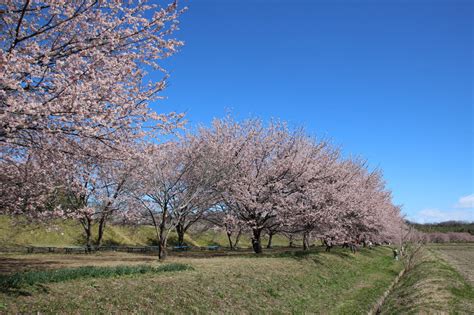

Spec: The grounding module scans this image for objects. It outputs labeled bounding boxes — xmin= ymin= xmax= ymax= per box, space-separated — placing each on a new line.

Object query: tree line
xmin=0 ymin=1 xmax=405 ymax=260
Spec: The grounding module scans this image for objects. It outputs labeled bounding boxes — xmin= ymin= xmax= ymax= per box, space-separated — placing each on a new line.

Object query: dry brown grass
xmin=431 ymin=243 xmax=474 ymax=286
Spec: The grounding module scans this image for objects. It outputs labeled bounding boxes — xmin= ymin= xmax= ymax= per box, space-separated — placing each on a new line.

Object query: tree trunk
xmin=85 ymin=218 xmax=92 ymax=253
xmin=226 ymin=231 xmax=234 ymax=250
xmin=251 ymin=228 xmax=263 ymax=254
xmin=158 ymin=238 xmax=167 ymax=259
xmin=158 ymin=223 xmax=168 ymax=260
xmin=234 ymin=228 xmax=242 ymax=248
xmin=176 ymin=222 xmax=185 ymax=246
xmin=96 ymin=214 xmax=107 ymax=248
xmin=79 ymin=215 xmax=94 ymax=253
xmin=266 ymin=232 xmax=274 ymax=249
xmin=289 ymin=234 xmax=294 ymax=248
xmin=303 ymin=231 xmax=310 ymax=251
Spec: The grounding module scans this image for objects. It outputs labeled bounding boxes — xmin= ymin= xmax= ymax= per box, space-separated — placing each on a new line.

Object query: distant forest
xmin=409 ymin=221 xmax=474 ymax=235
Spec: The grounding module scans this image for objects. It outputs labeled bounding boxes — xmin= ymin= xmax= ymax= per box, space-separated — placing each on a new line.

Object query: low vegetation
xmin=0 ymin=264 xmax=191 ymax=292
xmin=380 ymin=245 xmax=474 ymax=314
xmin=0 ymin=246 xmax=402 ymax=313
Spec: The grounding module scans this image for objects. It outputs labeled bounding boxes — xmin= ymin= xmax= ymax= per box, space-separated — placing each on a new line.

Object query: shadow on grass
xmin=259 ymin=246 xmax=358 ymax=262
xmin=0 ymin=257 xmax=59 ymax=275
xmin=100 ymin=239 xmax=122 ymax=246
xmin=171 ymin=245 xmax=369 ymax=262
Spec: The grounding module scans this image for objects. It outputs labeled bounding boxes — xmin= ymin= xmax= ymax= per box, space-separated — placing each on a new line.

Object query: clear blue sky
xmin=154 ymin=0 xmax=474 ymax=223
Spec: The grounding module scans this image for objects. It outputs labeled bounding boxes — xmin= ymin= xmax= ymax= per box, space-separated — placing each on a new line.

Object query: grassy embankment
xmin=0 ymin=215 xmax=287 ymax=248
xmin=0 ymin=246 xmax=401 ymax=313
xmin=380 ymin=244 xmax=474 ymax=314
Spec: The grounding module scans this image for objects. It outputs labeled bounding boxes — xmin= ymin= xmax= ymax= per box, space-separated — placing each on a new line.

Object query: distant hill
xmin=408 ymin=220 xmax=474 ymax=235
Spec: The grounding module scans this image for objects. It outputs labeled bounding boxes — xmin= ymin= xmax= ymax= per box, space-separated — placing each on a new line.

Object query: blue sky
xmin=154 ymin=0 xmax=473 ymax=223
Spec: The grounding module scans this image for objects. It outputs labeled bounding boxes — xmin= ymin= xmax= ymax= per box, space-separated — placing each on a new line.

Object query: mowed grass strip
xmin=380 ymin=246 xmax=474 ymax=314
xmin=0 ymin=246 xmax=402 ymax=314
xmin=0 ymin=263 xmax=191 ymax=291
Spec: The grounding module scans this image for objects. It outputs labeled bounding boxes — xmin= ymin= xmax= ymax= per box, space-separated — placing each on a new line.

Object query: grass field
xmin=0 ymin=246 xmax=402 ymax=313
xmin=2 ymin=216 xmax=473 ymax=313
xmin=380 ymin=244 xmax=474 ymax=314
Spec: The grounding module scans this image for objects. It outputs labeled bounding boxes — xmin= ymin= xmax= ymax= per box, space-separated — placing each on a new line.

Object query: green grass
xmin=0 ymin=264 xmax=191 ymax=292
xmin=0 ymin=215 xmax=155 ymax=247
xmin=187 ymin=228 xmax=289 ymax=248
xmin=0 ymin=246 xmax=402 ymax=313
xmin=380 ymin=246 xmax=474 ymax=314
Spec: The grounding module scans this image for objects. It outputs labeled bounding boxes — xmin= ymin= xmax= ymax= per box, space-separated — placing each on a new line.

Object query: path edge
xmin=368 ymin=266 xmax=406 ymax=315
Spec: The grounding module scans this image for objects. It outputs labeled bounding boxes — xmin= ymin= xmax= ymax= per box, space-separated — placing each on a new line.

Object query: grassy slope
xmin=0 ymin=246 xmax=401 ymax=313
xmin=380 ymin=246 xmax=474 ymax=314
xmin=0 ymin=215 xmax=288 ymax=248
xmin=0 ymin=215 xmax=158 ymax=247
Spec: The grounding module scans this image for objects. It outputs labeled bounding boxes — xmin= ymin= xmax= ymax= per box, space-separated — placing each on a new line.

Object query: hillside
xmin=410 ymin=221 xmax=474 ymax=235
xmin=0 ymin=216 xmax=288 ymax=248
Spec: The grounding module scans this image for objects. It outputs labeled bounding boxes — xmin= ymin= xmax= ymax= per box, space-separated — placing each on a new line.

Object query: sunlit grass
xmin=380 ymin=246 xmax=474 ymax=314
xmin=0 ymin=247 xmax=403 ymax=313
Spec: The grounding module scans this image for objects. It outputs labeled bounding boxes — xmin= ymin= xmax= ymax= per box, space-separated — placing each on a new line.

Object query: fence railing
xmin=0 ymin=245 xmax=226 ymax=254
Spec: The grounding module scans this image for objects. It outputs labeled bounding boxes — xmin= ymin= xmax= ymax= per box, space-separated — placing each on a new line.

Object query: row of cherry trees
xmin=1 ymin=1 xmax=405 ymax=260
xmin=116 ymin=117 xmax=402 ymax=259
xmin=1 ymin=115 xmax=405 ymax=259
xmin=153 ymin=117 xmax=403 ymax=256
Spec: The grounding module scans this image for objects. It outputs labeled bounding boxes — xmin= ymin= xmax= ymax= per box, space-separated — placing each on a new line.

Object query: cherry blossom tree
xmin=181 ymin=118 xmax=405 ymax=253
xmin=204 ymin=203 xmax=247 ymax=250
xmin=0 ymin=148 xmax=56 ymax=216
xmin=279 ymin=142 xmax=341 ymax=250
xmin=171 ymin=134 xmax=223 ymax=246
xmin=277 ymin=144 xmax=404 ymax=252
xmin=280 ymin=229 xmax=299 ymax=248
xmin=264 ymin=217 xmax=283 ymax=249
xmin=333 ymin=164 xmax=402 ymax=246
xmin=189 ymin=116 xmax=405 ymax=253
xmin=94 ymin=154 xmax=140 ymax=248
xmin=196 ymin=117 xmax=332 ymax=254
xmin=131 ymin=139 xmax=221 ymax=259
xmin=1 ymin=0 xmax=185 ymax=215
xmin=45 ymin=140 xmax=139 ymax=251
